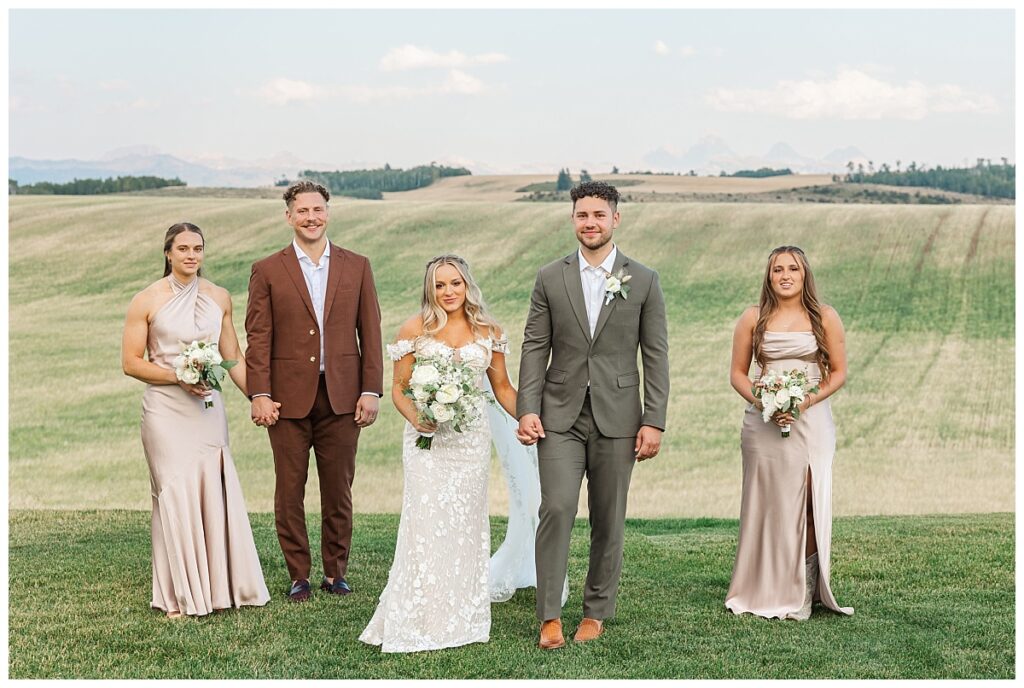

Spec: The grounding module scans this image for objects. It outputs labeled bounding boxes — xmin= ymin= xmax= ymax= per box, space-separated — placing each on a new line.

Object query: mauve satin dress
xmin=140 ymin=275 xmax=270 ymax=616
xmin=725 ymin=331 xmax=854 ymax=619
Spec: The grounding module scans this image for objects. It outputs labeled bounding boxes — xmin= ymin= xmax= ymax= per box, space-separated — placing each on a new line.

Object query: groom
xmin=517 ymin=180 xmax=669 ymax=649
xmin=246 ymin=180 xmax=384 ymax=602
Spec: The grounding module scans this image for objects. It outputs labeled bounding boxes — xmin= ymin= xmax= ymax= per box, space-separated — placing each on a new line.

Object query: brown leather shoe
xmin=538 ymin=618 xmax=565 ymax=650
xmin=573 ymin=618 xmax=604 ymax=642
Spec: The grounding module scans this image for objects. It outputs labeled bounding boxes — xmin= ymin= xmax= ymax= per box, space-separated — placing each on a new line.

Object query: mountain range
xmin=10 ymin=139 xmax=871 ymax=187
xmin=639 ymin=136 xmax=869 ymax=175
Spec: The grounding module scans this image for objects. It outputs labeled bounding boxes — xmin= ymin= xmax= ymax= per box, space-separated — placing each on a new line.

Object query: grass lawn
xmin=8 ymin=510 xmax=1013 ymax=679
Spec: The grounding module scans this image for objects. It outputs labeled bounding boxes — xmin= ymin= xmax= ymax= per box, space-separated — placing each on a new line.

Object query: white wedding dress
xmin=360 ymin=334 xmax=566 ymax=653
xmin=361 ymin=335 xmax=500 ymax=653
xmin=485 ymin=378 xmax=570 ymax=606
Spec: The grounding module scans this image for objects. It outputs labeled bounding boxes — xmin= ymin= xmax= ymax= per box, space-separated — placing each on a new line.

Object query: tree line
xmin=9 ymin=175 xmax=186 ymax=195
xmin=296 ymin=163 xmax=471 ymax=200
xmin=840 ymin=159 xmax=1014 ymax=199
xmin=723 ymin=167 xmax=793 ymax=178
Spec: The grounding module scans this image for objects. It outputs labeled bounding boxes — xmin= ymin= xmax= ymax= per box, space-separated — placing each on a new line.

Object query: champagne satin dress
xmin=725 ymin=331 xmax=854 ymax=619
xmin=140 ymin=275 xmax=270 ymax=616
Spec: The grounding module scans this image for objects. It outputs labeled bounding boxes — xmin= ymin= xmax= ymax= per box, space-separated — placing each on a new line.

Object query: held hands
xmin=516 ymin=413 xmax=545 ymax=446
xmin=251 ymin=396 xmax=283 ymax=427
xmin=635 ymin=425 xmax=662 ymax=461
xmin=354 ymin=395 xmax=380 ymax=428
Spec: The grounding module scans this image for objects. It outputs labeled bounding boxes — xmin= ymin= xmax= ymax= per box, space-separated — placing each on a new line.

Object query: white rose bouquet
xmin=173 ymin=340 xmax=238 ymax=409
xmin=404 ymin=354 xmax=493 ymax=450
xmin=752 ymin=368 xmax=820 ymax=438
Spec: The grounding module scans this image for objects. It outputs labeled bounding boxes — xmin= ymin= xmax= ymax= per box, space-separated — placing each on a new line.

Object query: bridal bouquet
xmin=173 ymin=340 xmax=238 ymax=409
xmin=404 ymin=354 xmax=493 ymax=450
xmin=752 ymin=368 xmax=819 ymax=438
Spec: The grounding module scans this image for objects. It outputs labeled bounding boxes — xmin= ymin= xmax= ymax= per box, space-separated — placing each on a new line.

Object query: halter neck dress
xmin=140 ymin=275 xmax=269 ymax=616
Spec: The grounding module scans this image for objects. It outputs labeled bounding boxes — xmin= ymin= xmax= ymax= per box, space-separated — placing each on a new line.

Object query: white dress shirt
xmin=294 ymin=239 xmax=330 ymax=373
xmin=578 ymin=245 xmax=617 ymax=338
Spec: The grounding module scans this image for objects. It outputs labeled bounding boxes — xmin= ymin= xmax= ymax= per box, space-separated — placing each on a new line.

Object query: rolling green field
xmin=8 ymin=196 xmax=1014 ymax=517
xmin=8 ymin=510 xmax=1014 ymax=679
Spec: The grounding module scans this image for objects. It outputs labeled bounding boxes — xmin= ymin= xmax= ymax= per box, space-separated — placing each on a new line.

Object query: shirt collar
xmin=293 ymin=239 xmax=330 ymax=266
xmin=578 ymin=245 xmax=617 ymax=275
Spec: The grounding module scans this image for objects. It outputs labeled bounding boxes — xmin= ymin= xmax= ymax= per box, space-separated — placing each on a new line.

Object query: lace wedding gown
xmin=360 ymin=335 xmax=504 ymax=652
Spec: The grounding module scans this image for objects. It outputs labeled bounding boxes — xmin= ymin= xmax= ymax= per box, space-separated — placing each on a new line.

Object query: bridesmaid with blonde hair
xmin=725 ymin=246 xmax=854 ymax=620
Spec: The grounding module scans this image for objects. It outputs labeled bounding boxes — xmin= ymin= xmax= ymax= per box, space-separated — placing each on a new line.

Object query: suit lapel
xmin=562 ymin=253 xmax=592 ymax=344
xmin=281 ymin=244 xmax=317 ymax=322
xmin=322 ymin=242 xmax=347 ymax=323
xmin=591 ymin=250 xmax=629 ymax=344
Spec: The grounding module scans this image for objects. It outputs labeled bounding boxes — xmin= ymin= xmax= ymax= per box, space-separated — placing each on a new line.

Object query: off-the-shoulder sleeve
xmin=490 ymin=335 xmax=510 ymax=354
xmin=386 ymin=339 xmax=415 ymax=361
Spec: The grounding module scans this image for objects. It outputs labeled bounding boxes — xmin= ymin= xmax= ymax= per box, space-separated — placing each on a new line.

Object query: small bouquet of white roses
xmin=752 ymin=368 xmax=820 ymax=438
xmin=173 ymin=340 xmax=238 ymax=409
xmin=404 ymin=354 xmax=494 ymax=450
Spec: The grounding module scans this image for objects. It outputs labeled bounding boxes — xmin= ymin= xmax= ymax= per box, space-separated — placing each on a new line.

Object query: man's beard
xmin=579 ymin=232 xmax=611 ymax=250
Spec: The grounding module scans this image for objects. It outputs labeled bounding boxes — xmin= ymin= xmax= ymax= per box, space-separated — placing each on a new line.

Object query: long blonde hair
xmin=752 ymin=245 xmax=831 ymax=380
xmin=420 ymin=254 xmax=500 ymax=338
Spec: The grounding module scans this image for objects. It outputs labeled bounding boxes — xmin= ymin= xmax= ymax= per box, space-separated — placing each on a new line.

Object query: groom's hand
xmin=635 ymin=425 xmax=662 ymax=461
xmin=517 ymin=413 xmax=545 ymax=445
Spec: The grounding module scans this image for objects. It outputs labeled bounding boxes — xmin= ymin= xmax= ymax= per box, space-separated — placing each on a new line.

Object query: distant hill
xmin=9 ymin=151 xmax=341 ymax=188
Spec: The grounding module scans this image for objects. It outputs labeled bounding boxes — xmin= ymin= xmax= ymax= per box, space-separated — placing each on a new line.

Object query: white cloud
xmin=441 ymin=70 xmax=483 ymax=95
xmin=379 ymin=44 xmax=508 ymax=71
xmin=256 ymin=77 xmax=329 ymax=106
xmin=706 ymin=69 xmax=999 ymax=120
xmin=654 ymin=41 xmax=696 ymax=58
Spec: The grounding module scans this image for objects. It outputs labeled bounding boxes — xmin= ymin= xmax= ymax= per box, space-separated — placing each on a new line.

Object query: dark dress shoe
xmin=320 ymin=576 xmax=352 ymax=595
xmin=288 ymin=579 xmax=312 ymax=602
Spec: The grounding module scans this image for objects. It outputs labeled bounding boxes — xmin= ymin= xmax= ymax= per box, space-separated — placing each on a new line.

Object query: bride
xmin=360 ymin=254 xmax=561 ymax=653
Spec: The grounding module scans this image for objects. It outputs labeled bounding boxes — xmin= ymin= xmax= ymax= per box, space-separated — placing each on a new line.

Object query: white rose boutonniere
xmin=603 ymin=267 xmax=632 ymax=305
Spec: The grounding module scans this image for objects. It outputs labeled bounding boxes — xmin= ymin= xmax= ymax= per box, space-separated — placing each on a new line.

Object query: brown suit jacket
xmin=245 ymin=241 xmax=384 ymax=419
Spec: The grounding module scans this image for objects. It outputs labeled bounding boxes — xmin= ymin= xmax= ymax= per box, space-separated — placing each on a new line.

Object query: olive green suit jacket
xmin=517 ymin=249 xmax=669 ymax=438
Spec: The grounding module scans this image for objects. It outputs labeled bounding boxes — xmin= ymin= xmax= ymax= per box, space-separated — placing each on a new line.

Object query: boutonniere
xmin=603 ymin=268 xmax=632 ymax=305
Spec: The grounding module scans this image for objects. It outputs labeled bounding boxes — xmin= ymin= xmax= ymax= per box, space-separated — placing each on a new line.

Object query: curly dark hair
xmin=282 ymin=180 xmax=330 ymax=207
xmin=570 ymin=180 xmax=620 ymax=211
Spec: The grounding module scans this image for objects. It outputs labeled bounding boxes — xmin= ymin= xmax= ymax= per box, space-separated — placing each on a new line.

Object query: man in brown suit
xmin=517 ymin=181 xmax=669 ymax=648
xmin=246 ymin=180 xmax=384 ymax=601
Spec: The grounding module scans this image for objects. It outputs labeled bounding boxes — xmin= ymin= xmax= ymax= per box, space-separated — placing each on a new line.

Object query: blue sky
xmin=9 ymin=8 xmax=1015 ymax=172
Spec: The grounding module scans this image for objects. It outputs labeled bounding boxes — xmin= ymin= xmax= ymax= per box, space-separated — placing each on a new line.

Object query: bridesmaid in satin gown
xmin=121 ymin=223 xmax=272 ymax=618
xmin=725 ymin=246 xmax=854 ymax=620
